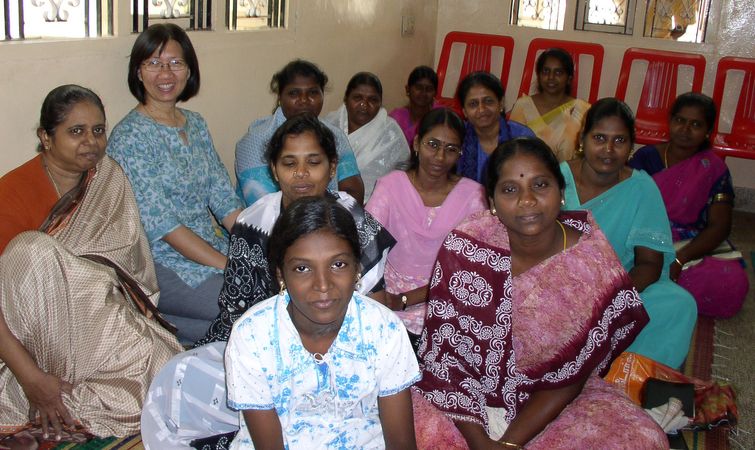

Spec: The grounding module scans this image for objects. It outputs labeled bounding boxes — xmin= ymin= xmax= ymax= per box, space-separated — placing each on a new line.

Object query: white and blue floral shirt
xmin=108 ymin=109 xmax=242 ymax=288
xmin=225 ymin=292 xmax=420 ymax=449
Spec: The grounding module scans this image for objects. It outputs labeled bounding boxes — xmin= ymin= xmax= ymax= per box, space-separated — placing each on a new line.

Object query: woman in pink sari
xmin=366 ymin=108 xmax=487 ymax=336
xmin=412 ymin=137 xmax=666 ymax=449
xmin=630 ymin=93 xmax=748 ymax=318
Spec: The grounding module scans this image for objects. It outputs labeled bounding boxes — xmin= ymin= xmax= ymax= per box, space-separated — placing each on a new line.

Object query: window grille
xmin=512 ymin=0 xmax=565 ymax=30
xmin=643 ymin=0 xmax=710 ymax=42
xmin=575 ymin=0 xmax=637 ymax=35
xmin=228 ymin=0 xmax=284 ymax=31
xmin=3 ymin=0 xmax=112 ymax=39
xmin=132 ymin=0 xmax=211 ymax=33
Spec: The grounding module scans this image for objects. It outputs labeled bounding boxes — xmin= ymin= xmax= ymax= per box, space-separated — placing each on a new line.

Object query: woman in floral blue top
xmin=108 ymin=24 xmax=242 ymax=344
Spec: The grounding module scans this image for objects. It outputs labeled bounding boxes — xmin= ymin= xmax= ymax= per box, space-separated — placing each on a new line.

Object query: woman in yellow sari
xmin=510 ymin=48 xmax=590 ymax=162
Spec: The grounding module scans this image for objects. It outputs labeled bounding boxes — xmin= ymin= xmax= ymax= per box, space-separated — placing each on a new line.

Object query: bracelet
xmin=498 ymin=441 xmax=523 ymax=449
xmin=674 ymin=257 xmax=684 ymax=267
xmin=400 ymin=294 xmax=408 ymax=311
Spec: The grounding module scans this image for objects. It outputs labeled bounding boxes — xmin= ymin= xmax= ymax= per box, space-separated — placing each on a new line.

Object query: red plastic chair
xmin=710 ymin=56 xmax=755 ymax=160
xmin=517 ymin=38 xmax=604 ymax=104
xmin=435 ymin=31 xmax=515 ymax=115
xmin=615 ymin=48 xmax=706 ymax=145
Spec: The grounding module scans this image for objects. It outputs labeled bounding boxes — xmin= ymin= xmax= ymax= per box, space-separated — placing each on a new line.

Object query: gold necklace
xmin=557 ymin=220 xmax=567 ymax=251
xmin=43 ymin=159 xmax=63 ymax=198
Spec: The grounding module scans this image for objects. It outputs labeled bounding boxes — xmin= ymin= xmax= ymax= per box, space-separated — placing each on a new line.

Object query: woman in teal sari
xmin=560 ymin=98 xmax=697 ymax=369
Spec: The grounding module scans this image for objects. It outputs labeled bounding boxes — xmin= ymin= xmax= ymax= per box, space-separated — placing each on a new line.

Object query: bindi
xmin=519 ymin=173 xmax=524 ymax=178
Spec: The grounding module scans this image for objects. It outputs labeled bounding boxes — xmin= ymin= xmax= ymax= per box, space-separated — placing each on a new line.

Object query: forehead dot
xmin=520 ymin=173 xmax=524 ymax=178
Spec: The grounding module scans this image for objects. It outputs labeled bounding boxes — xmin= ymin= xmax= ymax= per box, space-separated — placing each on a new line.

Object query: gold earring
xmin=279 ymin=280 xmax=286 ymax=295
xmin=490 ymin=207 xmax=497 ymax=215
xmin=355 ymin=273 xmax=362 ymax=291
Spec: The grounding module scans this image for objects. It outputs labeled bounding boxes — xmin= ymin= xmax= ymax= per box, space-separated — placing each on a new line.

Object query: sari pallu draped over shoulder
xmin=0 ymin=156 xmax=182 ymax=437
xmin=413 ymin=210 xmax=665 ymax=448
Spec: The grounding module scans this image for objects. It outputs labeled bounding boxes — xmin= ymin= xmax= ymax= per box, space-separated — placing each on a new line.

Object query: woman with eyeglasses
xmin=456 ymin=71 xmax=535 ymax=183
xmin=509 ymin=48 xmax=591 ymax=162
xmin=366 ymin=108 xmax=487 ymax=336
xmin=108 ymin=24 xmax=242 ymax=345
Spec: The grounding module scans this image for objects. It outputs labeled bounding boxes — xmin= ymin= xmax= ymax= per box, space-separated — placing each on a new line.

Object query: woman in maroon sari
xmin=412 ymin=137 xmax=666 ymax=449
xmin=630 ymin=92 xmax=748 ymax=318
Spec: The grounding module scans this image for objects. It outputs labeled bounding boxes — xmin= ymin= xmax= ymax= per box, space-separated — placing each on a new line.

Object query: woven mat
xmin=0 ymin=430 xmax=142 ymax=450
xmin=681 ymin=316 xmax=731 ymax=450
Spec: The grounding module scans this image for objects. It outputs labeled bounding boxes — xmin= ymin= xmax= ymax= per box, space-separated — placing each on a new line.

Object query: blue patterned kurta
xmin=234 ymin=107 xmax=361 ymax=206
xmin=225 ymin=292 xmax=420 ymax=449
xmin=108 ymin=109 xmax=242 ymax=288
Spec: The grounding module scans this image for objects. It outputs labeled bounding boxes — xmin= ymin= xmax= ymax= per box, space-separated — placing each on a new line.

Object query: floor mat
xmin=682 ymin=317 xmax=733 ymax=450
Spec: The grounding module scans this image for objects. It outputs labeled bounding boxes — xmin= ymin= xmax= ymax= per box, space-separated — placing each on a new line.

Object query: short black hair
xmin=485 ymin=137 xmax=565 ymax=199
xmin=270 ymin=59 xmax=328 ymax=95
xmin=536 ymin=48 xmax=574 ymax=95
xmin=670 ymin=92 xmax=717 ymax=134
xmin=457 ymin=71 xmax=505 ymax=106
xmin=407 ymin=65 xmax=438 ymax=90
xmin=344 ymin=72 xmax=383 ymax=100
xmin=266 ymin=113 xmax=338 ymax=165
xmin=38 ymin=84 xmax=106 ymax=152
xmin=127 ymin=23 xmax=200 ymax=104
xmin=268 ymin=196 xmax=361 ymax=286
xmin=581 ymin=97 xmax=636 ymax=145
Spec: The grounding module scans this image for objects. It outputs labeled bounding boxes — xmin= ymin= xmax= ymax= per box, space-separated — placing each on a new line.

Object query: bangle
xmin=674 ymin=257 xmax=684 ymax=267
xmin=400 ymin=294 xmax=408 ymax=311
xmin=499 ymin=441 xmax=523 ymax=449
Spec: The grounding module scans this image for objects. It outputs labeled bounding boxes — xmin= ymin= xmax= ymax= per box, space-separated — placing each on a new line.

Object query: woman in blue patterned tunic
xmin=108 ymin=24 xmax=242 ymax=345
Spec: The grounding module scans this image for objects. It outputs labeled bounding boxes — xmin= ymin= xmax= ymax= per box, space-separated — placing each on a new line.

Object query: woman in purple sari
xmin=629 ymin=92 xmax=748 ymax=318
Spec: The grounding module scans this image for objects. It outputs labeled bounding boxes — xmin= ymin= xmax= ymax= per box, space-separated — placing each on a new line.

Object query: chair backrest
xmin=615 ymin=47 xmax=706 ymax=145
xmin=711 ymin=56 xmax=755 ymax=160
xmin=517 ymin=38 xmax=604 ymax=104
xmin=436 ymin=31 xmax=515 ymax=115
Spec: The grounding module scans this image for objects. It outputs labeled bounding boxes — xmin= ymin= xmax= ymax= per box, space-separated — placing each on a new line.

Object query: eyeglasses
xmin=142 ymin=58 xmax=188 ymax=72
xmin=422 ymin=138 xmax=462 ymax=156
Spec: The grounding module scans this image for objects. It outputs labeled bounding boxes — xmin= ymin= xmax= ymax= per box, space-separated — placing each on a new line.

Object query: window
xmin=228 ymin=0 xmax=285 ymax=31
xmin=2 ymin=0 xmax=113 ymax=39
xmin=512 ymin=0 xmax=565 ymax=30
xmin=575 ymin=0 xmax=637 ymax=34
xmin=131 ymin=0 xmax=211 ymax=33
xmin=643 ymin=0 xmax=710 ymax=43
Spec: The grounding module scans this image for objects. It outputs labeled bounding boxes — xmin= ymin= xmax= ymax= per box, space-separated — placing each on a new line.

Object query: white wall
xmin=435 ymin=0 xmax=755 ymax=190
xmin=0 ymin=0 xmax=438 ymax=177
xmin=3 ymin=0 xmax=753 ymax=190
